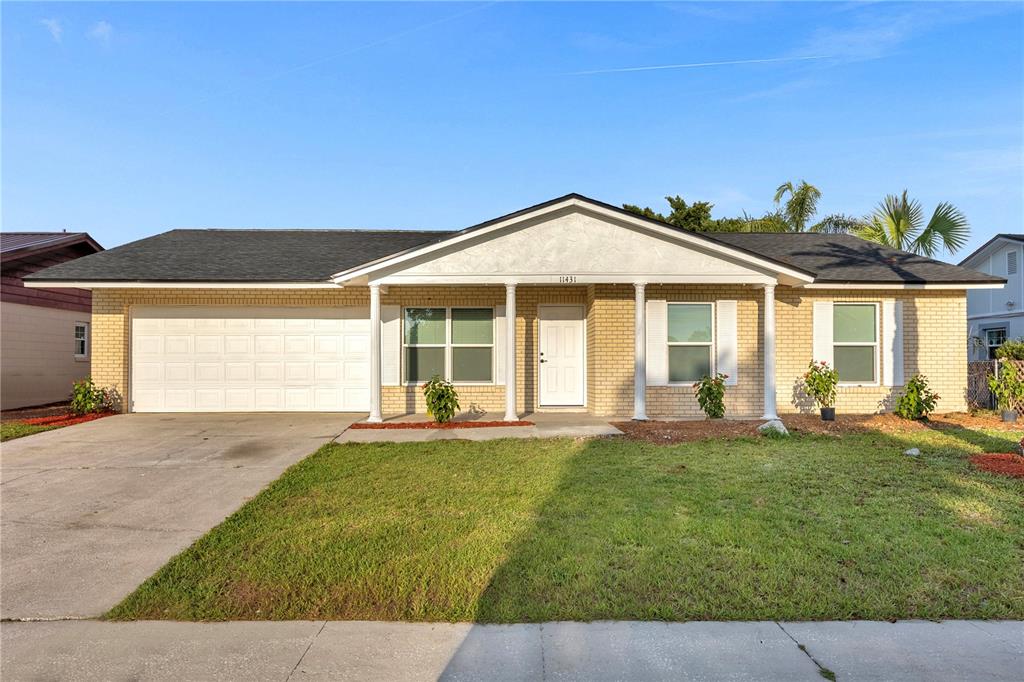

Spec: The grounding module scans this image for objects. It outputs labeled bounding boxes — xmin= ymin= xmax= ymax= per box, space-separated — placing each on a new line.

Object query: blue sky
xmin=3 ymin=1 xmax=1021 ymax=260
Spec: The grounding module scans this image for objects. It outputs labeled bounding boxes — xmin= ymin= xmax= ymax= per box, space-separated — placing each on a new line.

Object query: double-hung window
xmin=74 ymin=322 xmax=89 ymax=359
xmin=667 ymin=303 xmax=713 ymax=383
xmin=985 ymin=328 xmax=1007 ymax=359
xmin=403 ymin=307 xmax=494 ymax=383
xmin=833 ymin=303 xmax=878 ymax=384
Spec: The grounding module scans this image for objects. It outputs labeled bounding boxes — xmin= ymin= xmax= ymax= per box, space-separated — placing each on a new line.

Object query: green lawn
xmin=108 ymin=425 xmax=1024 ymax=622
xmin=0 ymin=422 xmax=56 ymax=441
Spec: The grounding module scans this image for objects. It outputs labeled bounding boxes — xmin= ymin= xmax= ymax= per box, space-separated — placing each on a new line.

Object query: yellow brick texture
xmin=91 ymin=285 xmax=967 ymax=417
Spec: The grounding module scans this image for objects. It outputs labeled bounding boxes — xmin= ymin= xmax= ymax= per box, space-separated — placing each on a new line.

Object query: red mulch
xmin=350 ymin=420 xmax=534 ymax=430
xmin=18 ymin=412 xmax=114 ymax=428
xmin=970 ymin=453 xmax=1024 ymax=479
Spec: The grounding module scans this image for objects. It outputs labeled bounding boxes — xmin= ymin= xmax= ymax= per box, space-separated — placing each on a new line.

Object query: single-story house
xmin=1 ymin=231 xmax=104 ymax=409
xmin=959 ymin=234 xmax=1024 ymax=360
xmin=24 ymin=194 xmax=1004 ymax=420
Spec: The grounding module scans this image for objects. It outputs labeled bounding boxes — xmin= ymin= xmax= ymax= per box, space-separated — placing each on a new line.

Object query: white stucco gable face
xmin=333 ymin=199 xmax=813 ymax=286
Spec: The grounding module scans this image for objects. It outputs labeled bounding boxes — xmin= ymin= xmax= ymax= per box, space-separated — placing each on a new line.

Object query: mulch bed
xmin=350 ymin=420 xmax=534 ymax=430
xmin=613 ymin=412 xmax=1024 ymax=445
xmin=970 ymin=453 xmax=1024 ymax=479
xmin=17 ymin=412 xmax=114 ymax=428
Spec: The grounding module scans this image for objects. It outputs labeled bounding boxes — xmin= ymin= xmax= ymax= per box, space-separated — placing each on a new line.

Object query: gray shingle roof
xmin=24 ymin=194 xmax=1002 ymax=286
xmin=706 ymin=232 xmax=1003 ymax=284
xmin=25 ymin=229 xmax=455 ymax=282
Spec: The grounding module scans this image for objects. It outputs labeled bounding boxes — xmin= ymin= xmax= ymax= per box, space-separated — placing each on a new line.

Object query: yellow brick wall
xmin=584 ymin=285 xmax=967 ymax=418
xmin=91 ymin=285 xmax=967 ymax=417
xmin=775 ymin=288 xmax=968 ymax=415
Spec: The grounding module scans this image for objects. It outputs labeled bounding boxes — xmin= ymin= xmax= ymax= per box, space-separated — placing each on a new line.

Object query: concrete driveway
xmin=0 ymin=413 xmax=358 ymax=620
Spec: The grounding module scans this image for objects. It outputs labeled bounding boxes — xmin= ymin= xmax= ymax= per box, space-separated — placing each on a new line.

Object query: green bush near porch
xmin=108 ymin=427 xmax=1024 ymax=623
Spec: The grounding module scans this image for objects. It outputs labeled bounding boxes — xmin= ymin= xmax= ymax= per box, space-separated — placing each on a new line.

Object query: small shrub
xmin=803 ymin=360 xmax=838 ymax=408
xmin=761 ymin=425 xmax=789 ymax=439
xmin=70 ymin=378 xmax=111 ymax=415
xmin=894 ymin=374 xmax=939 ymax=420
xmin=422 ymin=375 xmax=460 ymax=423
xmin=988 ymin=361 xmax=1024 ymax=412
xmin=693 ymin=373 xmax=727 ymax=419
xmin=995 ymin=339 xmax=1024 ymax=361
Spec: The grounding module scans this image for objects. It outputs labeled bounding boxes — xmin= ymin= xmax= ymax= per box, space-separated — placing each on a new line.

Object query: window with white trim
xmin=403 ymin=307 xmax=494 ymax=383
xmin=74 ymin=322 xmax=89 ymax=358
xmin=667 ymin=303 xmax=713 ymax=383
xmin=833 ymin=303 xmax=877 ymax=383
xmin=985 ymin=327 xmax=1007 ymax=359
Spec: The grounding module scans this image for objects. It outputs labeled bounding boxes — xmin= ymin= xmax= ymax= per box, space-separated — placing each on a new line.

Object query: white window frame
xmin=666 ymin=302 xmax=715 ymax=386
xmin=402 ymin=306 xmax=495 ymax=385
xmin=985 ymin=327 xmax=1007 ymax=360
xmin=74 ymin=321 xmax=89 ymax=360
xmin=833 ymin=302 xmax=880 ymax=386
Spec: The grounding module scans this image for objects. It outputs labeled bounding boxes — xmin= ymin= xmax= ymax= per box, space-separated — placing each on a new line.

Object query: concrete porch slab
xmin=336 ymin=412 xmax=622 ymax=443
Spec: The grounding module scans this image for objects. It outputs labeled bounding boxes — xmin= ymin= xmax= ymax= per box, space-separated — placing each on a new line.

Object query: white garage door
xmin=131 ymin=306 xmax=370 ymax=412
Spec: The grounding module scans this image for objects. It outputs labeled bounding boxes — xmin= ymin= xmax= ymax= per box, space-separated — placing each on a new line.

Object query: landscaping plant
xmin=995 ymin=339 xmax=1024 ymax=361
xmin=895 ymin=374 xmax=939 ymax=420
xmin=693 ymin=373 xmax=727 ymax=419
xmin=422 ymin=375 xmax=460 ymax=424
xmin=70 ymin=378 xmax=112 ymax=415
xmin=988 ymin=361 xmax=1024 ymax=422
xmin=803 ymin=360 xmax=838 ymax=420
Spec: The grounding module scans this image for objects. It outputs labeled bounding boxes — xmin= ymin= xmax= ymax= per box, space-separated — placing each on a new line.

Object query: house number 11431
xmin=558 ymin=275 xmax=577 ymax=284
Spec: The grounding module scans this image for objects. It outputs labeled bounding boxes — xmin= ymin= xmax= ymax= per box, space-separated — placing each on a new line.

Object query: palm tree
xmin=855 ymin=190 xmax=970 ymax=257
xmin=773 ymin=180 xmax=821 ymax=232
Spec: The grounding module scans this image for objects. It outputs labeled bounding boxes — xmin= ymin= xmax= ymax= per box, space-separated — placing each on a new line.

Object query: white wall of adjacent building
xmin=965 ymin=239 xmax=1024 ymax=360
xmin=1 ymin=302 xmax=91 ymax=409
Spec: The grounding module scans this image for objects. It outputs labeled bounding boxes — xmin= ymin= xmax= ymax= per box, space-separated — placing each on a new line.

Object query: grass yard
xmin=0 ymin=421 xmax=57 ymax=441
xmin=108 ymin=425 xmax=1024 ymax=623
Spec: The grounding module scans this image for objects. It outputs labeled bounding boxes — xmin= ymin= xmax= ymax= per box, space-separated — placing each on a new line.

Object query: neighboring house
xmin=25 ymin=194 xmax=1002 ymax=419
xmin=1 ymin=232 xmax=104 ymax=409
xmin=959 ymin=234 xmax=1024 ymax=360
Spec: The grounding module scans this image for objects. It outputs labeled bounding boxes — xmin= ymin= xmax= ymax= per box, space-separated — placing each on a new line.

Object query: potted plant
xmin=988 ymin=361 xmax=1023 ymax=423
xmin=803 ymin=360 xmax=838 ymax=421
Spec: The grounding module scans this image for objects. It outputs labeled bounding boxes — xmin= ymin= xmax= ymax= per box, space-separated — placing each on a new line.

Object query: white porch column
xmin=633 ymin=282 xmax=648 ymax=421
xmin=762 ymin=283 xmax=778 ymax=420
xmin=503 ymin=283 xmax=517 ymax=422
xmin=368 ymin=283 xmax=383 ymax=423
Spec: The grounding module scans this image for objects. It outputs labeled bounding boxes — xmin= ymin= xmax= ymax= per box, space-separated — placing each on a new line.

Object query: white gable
xmin=363 ymin=207 xmax=781 ymax=285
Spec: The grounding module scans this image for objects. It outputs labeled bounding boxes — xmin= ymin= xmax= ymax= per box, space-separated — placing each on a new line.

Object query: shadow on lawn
xmin=461 ymin=424 xmax=1023 ymax=628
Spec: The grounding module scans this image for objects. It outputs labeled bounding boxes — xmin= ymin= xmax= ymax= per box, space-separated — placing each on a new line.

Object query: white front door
xmin=539 ymin=305 xmax=585 ymax=407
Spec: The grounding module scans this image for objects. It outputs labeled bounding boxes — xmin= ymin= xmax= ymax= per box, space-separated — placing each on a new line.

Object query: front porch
xmin=362 ymin=281 xmax=783 ymax=423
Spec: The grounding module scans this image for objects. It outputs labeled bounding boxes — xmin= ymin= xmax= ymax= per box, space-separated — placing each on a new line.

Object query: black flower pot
xmin=820 ymin=407 xmax=836 ymax=421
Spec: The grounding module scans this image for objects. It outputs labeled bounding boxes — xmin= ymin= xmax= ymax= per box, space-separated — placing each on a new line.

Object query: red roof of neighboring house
xmin=1 ymin=232 xmax=104 ymax=260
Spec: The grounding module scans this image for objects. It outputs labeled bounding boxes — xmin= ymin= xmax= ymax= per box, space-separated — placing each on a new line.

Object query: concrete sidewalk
xmin=2 ymin=619 xmax=1020 ymax=681
xmin=337 ymin=411 xmax=622 ymax=442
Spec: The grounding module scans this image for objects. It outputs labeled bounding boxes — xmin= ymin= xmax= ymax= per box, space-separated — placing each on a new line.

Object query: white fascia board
xmin=372 ymin=273 xmax=776 ymax=285
xmin=332 ymin=197 xmax=815 ymax=284
xmin=802 ymin=282 xmax=1002 ymax=290
xmin=23 ymin=281 xmax=341 ymax=289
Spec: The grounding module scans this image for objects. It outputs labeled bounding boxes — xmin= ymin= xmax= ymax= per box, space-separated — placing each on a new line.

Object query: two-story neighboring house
xmin=1 ymin=232 xmax=104 ymax=409
xmin=960 ymin=234 xmax=1024 ymax=360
